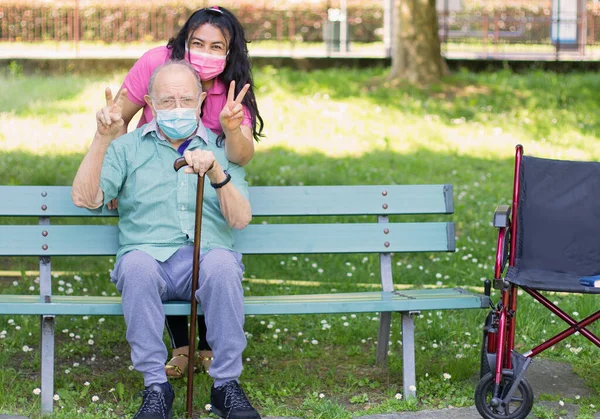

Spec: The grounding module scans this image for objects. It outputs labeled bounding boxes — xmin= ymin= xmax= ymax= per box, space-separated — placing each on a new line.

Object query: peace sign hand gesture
xmin=219 ymin=81 xmax=250 ymax=134
xmin=96 ymin=87 xmax=127 ymax=140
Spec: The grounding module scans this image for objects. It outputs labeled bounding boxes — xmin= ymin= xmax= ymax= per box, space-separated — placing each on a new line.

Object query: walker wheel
xmin=474 ymin=371 xmax=533 ymax=419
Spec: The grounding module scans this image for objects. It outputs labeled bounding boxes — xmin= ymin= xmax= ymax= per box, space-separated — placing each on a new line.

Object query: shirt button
xmin=180 ymin=205 xmax=185 ymax=211
xmin=181 ymin=181 xmax=185 ymax=186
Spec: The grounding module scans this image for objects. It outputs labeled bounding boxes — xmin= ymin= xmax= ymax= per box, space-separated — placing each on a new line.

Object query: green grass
xmin=1 ymin=66 xmax=600 ymax=418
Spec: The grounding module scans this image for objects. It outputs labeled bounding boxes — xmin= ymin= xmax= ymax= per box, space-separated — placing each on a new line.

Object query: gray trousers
xmin=111 ymin=246 xmax=246 ymax=387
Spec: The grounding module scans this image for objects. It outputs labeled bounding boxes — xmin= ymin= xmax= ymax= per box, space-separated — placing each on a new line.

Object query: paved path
xmin=202 ymin=358 xmax=599 ymax=418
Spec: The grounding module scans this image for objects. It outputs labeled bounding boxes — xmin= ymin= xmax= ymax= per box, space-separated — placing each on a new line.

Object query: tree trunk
xmin=389 ymin=0 xmax=448 ymax=85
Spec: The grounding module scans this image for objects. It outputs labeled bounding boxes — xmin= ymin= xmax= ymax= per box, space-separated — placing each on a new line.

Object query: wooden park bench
xmin=0 ymin=184 xmax=489 ymax=413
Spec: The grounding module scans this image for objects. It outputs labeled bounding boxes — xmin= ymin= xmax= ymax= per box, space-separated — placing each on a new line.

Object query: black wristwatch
xmin=210 ymin=170 xmax=231 ymax=189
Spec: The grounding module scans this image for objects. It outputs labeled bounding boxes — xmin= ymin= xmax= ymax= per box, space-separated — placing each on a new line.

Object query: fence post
xmin=67 ymin=6 xmax=72 ymax=44
xmin=340 ymin=0 xmax=348 ymax=53
xmin=589 ymin=10 xmax=595 ymax=51
xmin=578 ymin=0 xmax=586 ymax=56
xmin=277 ymin=10 xmax=283 ymax=43
xmin=74 ymin=0 xmax=80 ymax=57
xmin=483 ymin=12 xmax=489 ymax=57
xmin=493 ymin=11 xmax=499 ymax=50
xmin=383 ymin=0 xmax=394 ymax=58
xmin=556 ymin=0 xmax=561 ymax=60
xmin=288 ymin=9 xmax=295 ymax=51
xmin=0 ymin=4 xmax=6 ymax=42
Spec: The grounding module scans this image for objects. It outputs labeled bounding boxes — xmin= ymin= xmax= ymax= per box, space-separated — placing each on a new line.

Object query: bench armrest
xmin=493 ymin=205 xmax=511 ymax=228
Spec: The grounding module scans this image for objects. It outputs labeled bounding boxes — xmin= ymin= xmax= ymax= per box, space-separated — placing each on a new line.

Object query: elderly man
xmin=72 ymin=61 xmax=260 ymax=419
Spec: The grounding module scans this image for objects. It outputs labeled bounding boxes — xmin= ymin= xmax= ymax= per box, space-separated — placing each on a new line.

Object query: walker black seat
xmin=506 ymin=155 xmax=600 ymax=294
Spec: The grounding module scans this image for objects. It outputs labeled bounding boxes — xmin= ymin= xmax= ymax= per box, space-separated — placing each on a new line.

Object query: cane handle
xmin=173 ymin=156 xmax=215 ymax=174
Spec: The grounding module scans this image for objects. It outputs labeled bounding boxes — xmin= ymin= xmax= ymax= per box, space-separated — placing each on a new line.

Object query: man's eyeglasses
xmin=152 ymin=96 xmax=200 ymax=110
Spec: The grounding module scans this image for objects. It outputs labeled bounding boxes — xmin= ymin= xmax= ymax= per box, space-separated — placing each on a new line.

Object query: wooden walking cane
xmin=173 ymin=156 xmax=214 ymax=418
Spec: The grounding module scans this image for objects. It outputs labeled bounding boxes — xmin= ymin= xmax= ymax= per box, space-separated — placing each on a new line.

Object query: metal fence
xmin=439 ymin=0 xmax=600 ymax=59
xmin=0 ymin=0 xmax=599 ymax=60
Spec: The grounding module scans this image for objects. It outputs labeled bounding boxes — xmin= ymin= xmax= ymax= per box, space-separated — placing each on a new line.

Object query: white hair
xmin=147 ymin=60 xmax=202 ymax=97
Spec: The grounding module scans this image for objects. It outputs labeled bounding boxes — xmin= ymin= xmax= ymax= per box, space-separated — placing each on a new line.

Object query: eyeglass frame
xmin=151 ymin=95 xmax=202 ymax=110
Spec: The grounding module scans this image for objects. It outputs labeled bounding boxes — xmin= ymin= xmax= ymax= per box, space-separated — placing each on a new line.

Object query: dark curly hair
xmin=167 ymin=6 xmax=264 ymax=145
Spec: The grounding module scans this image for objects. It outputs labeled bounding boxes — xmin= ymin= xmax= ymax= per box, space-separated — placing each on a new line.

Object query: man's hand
xmin=219 ymin=81 xmax=250 ymax=134
xmin=96 ymin=87 xmax=127 ymax=139
xmin=183 ymin=149 xmax=218 ymax=178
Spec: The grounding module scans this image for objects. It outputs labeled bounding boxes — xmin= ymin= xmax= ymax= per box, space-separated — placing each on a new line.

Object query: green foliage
xmin=5 ymin=60 xmax=23 ymax=78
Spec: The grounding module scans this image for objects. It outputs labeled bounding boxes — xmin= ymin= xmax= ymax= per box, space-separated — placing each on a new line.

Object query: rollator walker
xmin=476 ymin=145 xmax=600 ymax=419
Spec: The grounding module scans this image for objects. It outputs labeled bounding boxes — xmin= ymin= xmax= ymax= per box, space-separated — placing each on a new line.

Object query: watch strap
xmin=210 ymin=170 xmax=231 ymax=189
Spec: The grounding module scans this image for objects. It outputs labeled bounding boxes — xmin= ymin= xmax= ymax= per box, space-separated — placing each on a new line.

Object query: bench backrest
xmin=0 ymin=184 xmax=454 ymax=295
xmin=0 ymin=185 xmax=454 ymax=257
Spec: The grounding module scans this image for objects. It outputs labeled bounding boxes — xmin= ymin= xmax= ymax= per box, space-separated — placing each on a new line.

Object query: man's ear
xmin=144 ymin=95 xmax=157 ymax=118
xmin=198 ymin=92 xmax=208 ymax=106
xmin=144 ymin=95 xmax=153 ymax=108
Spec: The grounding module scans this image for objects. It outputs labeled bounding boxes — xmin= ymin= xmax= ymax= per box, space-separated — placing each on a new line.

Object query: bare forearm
xmin=216 ymin=186 xmax=252 ymax=229
xmin=72 ymin=132 xmax=111 ymax=209
xmin=223 ymin=125 xmax=254 ymax=166
xmin=207 ymin=164 xmax=252 ymax=229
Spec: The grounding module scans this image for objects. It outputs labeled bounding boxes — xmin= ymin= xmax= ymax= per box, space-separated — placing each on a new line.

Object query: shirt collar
xmin=141 ymin=119 xmax=209 ymax=145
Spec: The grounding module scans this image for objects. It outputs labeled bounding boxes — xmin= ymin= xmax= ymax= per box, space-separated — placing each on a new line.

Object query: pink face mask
xmin=186 ymin=49 xmax=227 ymax=81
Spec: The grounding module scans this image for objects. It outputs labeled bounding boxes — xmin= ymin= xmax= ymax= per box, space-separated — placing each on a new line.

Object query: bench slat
xmin=0 ymin=289 xmax=488 ymax=316
xmin=0 ymin=222 xmax=454 ymax=256
xmin=0 ymin=186 xmax=114 ymax=217
xmin=248 ymin=185 xmax=453 ymax=216
xmin=0 ymin=185 xmax=453 ymax=217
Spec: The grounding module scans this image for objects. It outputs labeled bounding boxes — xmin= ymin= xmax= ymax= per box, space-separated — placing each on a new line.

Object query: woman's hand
xmin=219 ymin=81 xmax=250 ymax=134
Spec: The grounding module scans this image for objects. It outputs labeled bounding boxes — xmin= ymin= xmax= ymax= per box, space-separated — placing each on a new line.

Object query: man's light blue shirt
xmin=99 ymin=121 xmax=249 ymax=262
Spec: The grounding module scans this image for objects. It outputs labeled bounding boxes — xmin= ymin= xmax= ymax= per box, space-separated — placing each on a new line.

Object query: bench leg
xmin=402 ymin=312 xmax=417 ymax=399
xmin=38 ymin=235 xmax=54 ymax=413
xmin=376 ymin=312 xmax=392 ymax=366
xmin=41 ymin=315 xmax=55 ymax=414
xmin=376 ymin=238 xmax=393 ymax=366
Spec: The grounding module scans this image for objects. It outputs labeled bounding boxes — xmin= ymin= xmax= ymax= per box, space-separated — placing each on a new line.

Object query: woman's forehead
xmin=189 ymin=23 xmax=229 ymax=44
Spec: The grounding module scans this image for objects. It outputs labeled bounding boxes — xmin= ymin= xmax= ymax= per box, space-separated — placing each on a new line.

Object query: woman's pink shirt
xmin=122 ymin=46 xmax=252 ymax=134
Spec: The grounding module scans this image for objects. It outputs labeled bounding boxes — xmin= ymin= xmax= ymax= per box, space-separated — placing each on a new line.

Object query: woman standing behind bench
xmin=110 ymin=5 xmax=263 ymax=378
